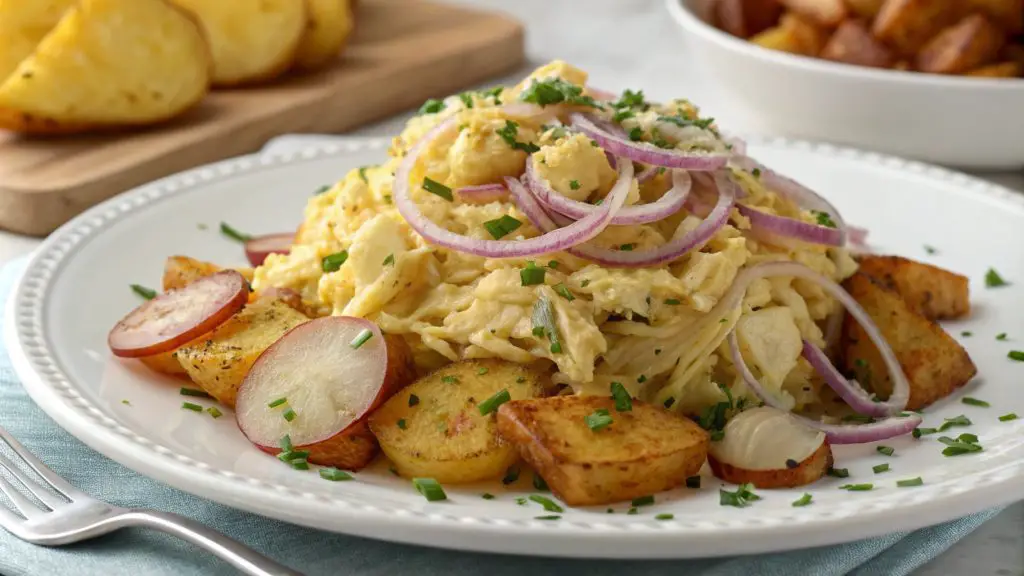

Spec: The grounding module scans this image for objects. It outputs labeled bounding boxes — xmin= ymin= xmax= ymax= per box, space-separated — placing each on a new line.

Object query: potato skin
xmin=967 ymin=60 xmax=1022 ymax=76
xmin=708 ymin=441 xmax=832 ymax=488
xmin=873 ymin=0 xmax=960 ymax=56
xmin=496 ymin=396 xmax=709 ymax=507
xmin=821 ymin=21 xmax=895 ymax=68
xmin=915 ymin=14 xmax=1006 ymax=75
xmin=715 ymin=0 xmax=784 ymax=39
xmin=841 ymin=272 xmax=976 ymax=410
xmin=856 ymin=255 xmax=969 ymax=320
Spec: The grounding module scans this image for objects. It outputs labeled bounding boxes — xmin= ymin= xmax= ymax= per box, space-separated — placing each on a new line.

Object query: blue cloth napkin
xmin=0 ymin=257 xmax=1000 ymax=576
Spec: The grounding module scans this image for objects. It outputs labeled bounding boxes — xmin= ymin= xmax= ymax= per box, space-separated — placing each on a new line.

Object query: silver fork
xmin=0 ymin=425 xmax=303 ymax=576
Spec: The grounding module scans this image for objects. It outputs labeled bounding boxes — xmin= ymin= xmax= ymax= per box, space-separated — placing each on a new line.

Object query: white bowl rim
xmin=666 ymin=0 xmax=1024 ymax=91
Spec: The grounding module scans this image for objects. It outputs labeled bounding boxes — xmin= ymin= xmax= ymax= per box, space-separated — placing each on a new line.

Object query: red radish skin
xmin=236 ymin=317 xmax=415 ymax=470
xmin=108 ymin=270 xmax=248 ymax=358
xmin=244 ymin=233 xmax=294 ymax=266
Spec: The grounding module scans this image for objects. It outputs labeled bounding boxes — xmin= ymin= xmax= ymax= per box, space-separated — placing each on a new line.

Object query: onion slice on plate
xmin=456 ymin=183 xmax=507 ymax=205
xmin=570 ymin=113 xmax=730 ymax=171
xmin=801 ymin=339 xmax=894 ymax=417
xmin=736 ymin=203 xmax=844 ymax=247
xmin=108 ymin=270 xmax=249 ymax=358
xmin=244 ymin=233 xmax=294 ymax=266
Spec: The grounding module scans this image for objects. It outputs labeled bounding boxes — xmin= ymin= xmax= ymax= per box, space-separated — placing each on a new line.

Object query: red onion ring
xmin=394 ymin=117 xmax=635 ymax=259
xmin=456 ymin=183 xmax=507 ymax=205
xmin=244 ymin=233 xmax=293 ymax=266
xmin=723 ymin=134 xmax=746 ymax=156
xmin=736 ymin=203 xmax=844 ymax=247
xmin=637 ymin=166 xmax=662 ymax=184
xmin=801 ymin=339 xmax=893 ymax=417
xmin=524 ymin=160 xmax=691 ymax=225
xmin=570 ymin=113 xmax=729 ymax=171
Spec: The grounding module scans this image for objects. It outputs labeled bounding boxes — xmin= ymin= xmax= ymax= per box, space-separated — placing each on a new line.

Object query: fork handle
xmin=121 ymin=510 xmax=304 ymax=576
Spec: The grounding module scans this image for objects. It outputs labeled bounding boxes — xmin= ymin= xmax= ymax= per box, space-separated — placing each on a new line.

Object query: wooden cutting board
xmin=0 ymin=0 xmax=524 ymax=236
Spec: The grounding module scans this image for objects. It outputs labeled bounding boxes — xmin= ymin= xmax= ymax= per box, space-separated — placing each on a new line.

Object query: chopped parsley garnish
xmin=827 ymin=467 xmax=850 ymax=478
xmin=521 ymin=261 xmax=546 ymax=286
xmin=872 ymin=463 xmax=890 ymax=474
xmin=924 ymin=245 xmax=937 ymax=255
xmin=619 ymin=243 xmax=635 ymax=251
xmin=350 ymin=328 xmax=374 ymax=349
xmin=613 ymin=89 xmax=648 ymax=110
xmin=320 ymin=468 xmax=353 ymax=481
xmin=531 ymin=295 xmax=563 ymax=354
xmin=839 ymin=484 xmax=873 ymax=491
xmin=413 ymin=478 xmax=447 ymax=501
xmin=397 ymin=419 xmax=407 ymax=430
xmin=382 ymin=253 xmax=395 ymax=266
xmin=441 ymin=375 xmax=459 ymax=384
xmin=664 ymin=298 xmax=681 ymax=305
xmin=478 ymin=389 xmax=511 ymax=416
xmin=792 ymin=493 xmax=813 ymax=507
xmin=219 ymin=222 xmax=251 ymax=242
xmin=631 ymin=495 xmax=654 ymax=507
xmin=655 ymin=513 xmax=674 ymax=521
xmin=962 ymin=397 xmax=989 ymax=407
xmin=585 ymin=408 xmax=614 ymax=431
xmin=322 ymin=250 xmax=349 ymax=272
xmin=999 ymin=413 xmax=1019 ymax=422
xmin=569 ymin=180 xmax=580 ymax=190
xmin=358 ymin=166 xmax=370 ymax=183
xmin=657 ymin=114 xmax=715 ymax=131
xmin=720 ymin=483 xmax=760 ymax=507
xmin=502 ymin=465 xmax=520 ymax=485
xmin=479 ymin=86 xmax=504 ymax=103
xmin=533 ymin=473 xmax=549 ymax=491
xmin=1009 ymin=350 xmax=1024 ymax=362
xmin=985 ymin=268 xmax=1009 ymax=287
xmin=422 ymin=177 xmax=453 ymax=201
xmin=180 ymin=387 xmax=211 ymax=398
xmin=458 ymin=92 xmax=474 ymax=109
xmin=612 ymin=109 xmax=635 ymax=123
xmin=580 ymin=279 xmax=590 ymax=288
xmin=554 ymin=283 xmax=575 ymax=301
xmin=663 ymin=397 xmax=675 ymax=409
xmin=495 ymin=120 xmax=540 ymax=153
xmin=483 ymin=214 xmax=523 ymax=240
xmin=181 ymin=402 xmax=202 ymax=412
xmin=477 ymin=367 xmax=489 ymax=375
xmin=628 ymin=127 xmax=644 ymax=142
xmin=939 ymin=433 xmax=983 ymax=456
xmin=897 ymin=477 xmax=924 ymax=487
xmin=282 ymin=408 xmax=297 ymax=422
xmin=637 ymin=375 xmax=647 ymax=384
xmin=876 ymin=445 xmax=895 ymax=456
xmin=418 ymin=98 xmax=445 ymax=115
xmin=314 ymin=184 xmax=331 ymax=195
xmin=130 ymin=284 xmax=157 ymax=300
xmin=481 ymin=493 xmax=495 ymax=500
xmin=519 ymin=78 xmax=599 ymax=108
xmin=408 ymin=394 xmax=420 ymax=407
xmin=207 ymin=407 xmax=222 ymax=419
xmin=811 ymin=210 xmax=837 ymax=228
xmin=685 ymin=475 xmax=701 ymax=489
xmin=529 ymin=494 xmax=564 ymax=513
xmin=996 ymin=333 xmax=1008 ymax=341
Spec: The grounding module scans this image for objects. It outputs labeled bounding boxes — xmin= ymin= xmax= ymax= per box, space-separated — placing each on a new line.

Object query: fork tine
xmin=0 ymin=426 xmax=81 ymax=499
xmin=0 ymin=473 xmax=46 ymax=518
xmin=0 ymin=455 xmax=63 ymax=509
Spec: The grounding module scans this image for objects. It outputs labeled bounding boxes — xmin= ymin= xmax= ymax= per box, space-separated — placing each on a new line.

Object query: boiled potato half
xmin=368 ymin=359 xmax=546 ymax=484
xmin=294 ymin=0 xmax=354 ymax=71
xmin=0 ymin=0 xmax=76 ymax=84
xmin=171 ymin=0 xmax=307 ymax=86
xmin=0 ymin=0 xmax=211 ymax=134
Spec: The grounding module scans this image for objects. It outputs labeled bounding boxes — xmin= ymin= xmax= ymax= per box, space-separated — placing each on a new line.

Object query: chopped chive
xmin=382 ymin=253 xmax=395 ymax=266
xmin=534 ymin=515 xmax=560 ymax=521
xmin=792 ymin=493 xmax=813 ymax=507
xmin=606 ymin=508 xmax=614 ymax=514
xmin=478 ymin=389 xmax=511 ymax=416
xmin=180 ymin=387 xmax=211 ymax=398
xmin=418 ymin=98 xmax=445 ymax=115
xmin=130 ymin=284 xmax=157 ymax=300
xmin=938 ymin=414 xmax=971 ymax=432
xmin=548 ymin=260 xmax=559 ymax=269
xmin=637 ymin=375 xmax=647 ymax=384
xmin=459 ymin=92 xmax=474 ymax=109
xmin=1009 ymin=350 xmax=1024 ymax=362
xmin=321 ymin=250 xmax=349 ymax=272
xmin=481 ymin=493 xmax=495 ymax=500
xmin=219 ymin=222 xmax=252 ymax=242
xmin=282 ymin=408 xmax=297 ymax=422
xmin=961 ymin=331 xmax=973 ymax=337
xmin=610 ymin=381 xmax=633 ymax=412
xmin=280 ymin=435 xmax=293 ymax=452
xmin=664 ymin=298 xmax=681 ymax=305
xmin=397 ymin=419 xmax=407 ymax=430
xmin=685 ymin=476 xmax=701 ymax=489
xmin=872 ymin=463 xmax=890 ymax=474
xmin=422 ymin=177 xmax=453 ymax=201
xmin=627 ymin=507 xmax=638 ymax=515
xmin=631 ymin=495 xmax=654 ymax=507
xmin=913 ymin=427 xmax=937 ymax=438
xmin=441 ymin=375 xmax=459 ymax=384
xmin=569 ymin=180 xmax=581 ymax=190
xmin=924 ymin=245 xmax=937 ymax=255
xmin=585 ymin=408 xmax=614 ymax=431
xmin=314 ymin=184 xmax=331 ymax=195
xmin=515 ymin=497 xmax=527 ymax=506
xmin=655 ymin=513 xmax=674 ymax=521
xmin=477 ymin=367 xmax=489 ymax=375
xmin=408 ymin=394 xmax=420 ymax=407
xmin=350 ymin=328 xmax=374 ymax=349
xmin=520 ymin=262 xmax=546 ymax=286
xmin=843 ymin=414 xmax=876 ymax=423
xmin=483 ymin=215 xmax=523 ymax=240
xmin=268 ymin=397 xmax=287 ymax=408
xmin=985 ymin=268 xmax=1009 ymax=288
xmin=663 ymin=397 xmax=675 ymax=408
xmin=289 ymin=459 xmax=310 ymax=471
xmin=182 ymin=402 xmax=202 ymax=412
xmin=412 ymin=478 xmax=447 ymax=501
xmin=710 ymin=430 xmax=725 ymax=441
xmin=515 ymin=376 xmax=526 ymax=384
xmin=319 ymin=467 xmax=353 ymax=481
xmin=533 ymin=472 xmax=549 ymax=491
xmin=720 ymin=483 xmax=760 ymax=507
xmin=358 ymin=166 xmax=370 ymax=183
xmin=962 ymin=397 xmax=990 ymax=407
xmin=999 ymin=413 xmax=1019 ymax=422
xmin=897 ymin=477 xmax=923 ymax=487
xmin=827 ymin=467 xmax=849 ymax=478
xmin=502 ymin=466 xmax=520 ymax=485
xmin=876 ymin=446 xmax=895 ymax=456
xmin=580 ymin=279 xmax=591 ymax=288
xmin=839 ymin=483 xmax=873 ymax=491
xmin=207 ymin=406 xmax=223 ymax=419
xmin=388 ymin=465 xmax=399 ymax=476
xmin=554 ymin=283 xmax=575 ymax=301
xmin=996 ymin=333 xmax=1008 ymax=341
xmin=121 ymin=399 xmax=131 ymax=406
xmin=939 ymin=433 xmax=984 ymax=456
xmin=529 ymin=495 xmax=564 ymax=513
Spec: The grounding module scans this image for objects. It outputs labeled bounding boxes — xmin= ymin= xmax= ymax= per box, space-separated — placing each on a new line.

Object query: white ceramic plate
xmin=7 ymin=138 xmax=1024 ymax=559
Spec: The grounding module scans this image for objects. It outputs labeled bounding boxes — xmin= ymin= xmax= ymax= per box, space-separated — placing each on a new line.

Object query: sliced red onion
xmin=723 ymin=134 xmax=746 ymax=156
xmin=244 ymin=233 xmax=293 ymax=266
xmin=524 ymin=160 xmax=691 ymax=225
xmin=801 ymin=339 xmax=892 ymax=417
xmin=736 ymin=203 xmax=844 ymax=247
xmin=637 ymin=165 xmax=662 ymax=184
xmin=456 ymin=183 xmax=507 ymax=204
xmin=570 ymin=113 xmax=729 ymax=171
xmin=393 ymin=117 xmax=634 ymax=259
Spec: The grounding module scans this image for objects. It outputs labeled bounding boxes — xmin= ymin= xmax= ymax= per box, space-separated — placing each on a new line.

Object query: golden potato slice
xmin=842 ymin=273 xmax=976 ymax=411
xmin=873 ymin=0 xmax=960 ymax=56
xmin=176 ymin=299 xmax=309 ymax=408
xmin=778 ymin=0 xmax=847 ymax=26
xmin=368 ymin=359 xmax=546 ymax=484
xmin=916 ymin=15 xmax=1006 ymax=75
xmin=0 ymin=0 xmax=76 ymax=83
xmin=710 ymin=442 xmax=832 ymax=488
xmin=0 ymin=0 xmax=210 ymax=134
xmin=163 ymin=255 xmax=223 ymax=292
xmin=139 ymin=349 xmax=189 ymax=377
xmin=968 ymin=60 xmax=1022 ymax=76
xmin=965 ymin=0 xmax=1023 ymax=33
xmin=821 ymin=20 xmax=895 ymax=68
xmin=293 ymin=0 xmax=353 ymax=71
xmin=170 ymin=0 xmax=307 ymax=86
xmin=715 ymin=0 xmax=784 ymax=39
xmin=751 ymin=12 xmax=828 ymax=55
xmin=843 ymin=0 xmax=884 ymax=19
xmin=857 ymin=255 xmax=969 ymax=320
xmin=496 ymin=396 xmax=709 ymax=506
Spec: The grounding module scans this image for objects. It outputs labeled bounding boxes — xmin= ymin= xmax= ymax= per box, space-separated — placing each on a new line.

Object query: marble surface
xmin=0 ymin=0 xmax=1019 ymax=573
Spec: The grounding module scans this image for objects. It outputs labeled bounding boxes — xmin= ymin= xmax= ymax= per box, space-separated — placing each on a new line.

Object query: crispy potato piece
xmin=715 ymin=0 xmax=784 ymax=38
xmin=293 ymin=0 xmax=353 ymax=71
xmin=0 ymin=0 xmax=210 ymax=134
xmin=496 ymin=396 xmax=709 ymax=506
xmin=842 ymin=273 xmax=976 ymax=410
xmin=368 ymin=359 xmax=546 ymax=484
xmin=857 ymin=255 xmax=969 ymax=320
xmin=751 ymin=12 xmax=828 ymax=55
xmin=139 ymin=349 xmax=189 ymax=377
xmin=1003 ymin=43 xmax=1024 ymax=66
xmin=873 ymin=0 xmax=960 ymax=56
xmin=821 ymin=20 xmax=895 ymax=67
xmin=968 ymin=60 xmax=1022 ymax=76
xmin=0 ymin=0 xmax=76 ymax=83
xmin=778 ymin=0 xmax=847 ymax=26
xmin=163 ymin=255 xmax=222 ymax=292
xmin=709 ymin=441 xmax=832 ymax=488
xmin=170 ymin=0 xmax=307 ymax=86
xmin=844 ymin=0 xmax=884 ymax=18
xmin=916 ymin=14 xmax=1006 ymax=74
xmin=176 ymin=299 xmax=309 ymax=408
xmin=297 ymin=420 xmax=379 ymax=471
xmin=965 ymin=0 xmax=1023 ymax=33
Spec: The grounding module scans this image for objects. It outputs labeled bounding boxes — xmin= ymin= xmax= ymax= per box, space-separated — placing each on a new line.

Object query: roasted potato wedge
xmin=170 ymin=0 xmax=307 ymax=86
xmin=965 ymin=0 xmax=1023 ymax=33
xmin=856 ymin=255 xmax=969 ymax=320
xmin=821 ymin=20 xmax=895 ymax=67
xmin=0 ymin=0 xmax=76 ymax=83
xmin=715 ymin=0 xmax=784 ymax=38
xmin=843 ymin=0 xmax=884 ymax=19
xmin=873 ymin=0 xmax=960 ymax=56
xmin=916 ymin=14 xmax=1006 ymax=74
xmin=293 ymin=0 xmax=353 ymax=71
xmin=751 ymin=12 xmax=829 ymax=55
xmin=842 ymin=273 xmax=976 ymax=410
xmin=176 ymin=299 xmax=309 ymax=407
xmin=0 ymin=0 xmax=210 ymax=134
xmin=968 ymin=60 xmax=1022 ymax=76
xmin=496 ymin=396 xmax=709 ymax=506
xmin=368 ymin=359 xmax=546 ymax=484
xmin=778 ymin=0 xmax=848 ymax=26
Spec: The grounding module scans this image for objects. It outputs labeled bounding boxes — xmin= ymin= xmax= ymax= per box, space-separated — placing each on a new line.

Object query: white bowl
xmin=667 ymin=0 xmax=1024 ymax=170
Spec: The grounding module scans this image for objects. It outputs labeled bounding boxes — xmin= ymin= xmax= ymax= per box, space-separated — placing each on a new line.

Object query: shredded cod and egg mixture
xmin=253 ymin=60 xmax=857 ymax=419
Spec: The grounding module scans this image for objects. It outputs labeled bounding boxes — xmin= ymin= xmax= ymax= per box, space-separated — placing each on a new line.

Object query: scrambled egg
xmin=254 ymin=60 xmax=857 ymax=415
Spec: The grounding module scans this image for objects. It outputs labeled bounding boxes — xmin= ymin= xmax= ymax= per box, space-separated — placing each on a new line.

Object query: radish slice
xmin=108 ymin=270 xmax=248 ymax=358
xmin=244 ymin=233 xmax=294 ymax=266
xmin=236 ymin=317 xmax=415 ymax=456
